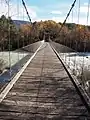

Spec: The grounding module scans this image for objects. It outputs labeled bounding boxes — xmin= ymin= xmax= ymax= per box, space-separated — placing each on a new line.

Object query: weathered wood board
xmin=0 ymin=42 xmax=89 ymax=120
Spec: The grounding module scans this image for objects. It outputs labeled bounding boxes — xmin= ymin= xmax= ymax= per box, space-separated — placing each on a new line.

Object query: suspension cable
xmin=87 ymin=0 xmax=90 ymax=72
xmin=22 ymin=0 xmax=32 ymax=23
xmin=73 ymin=0 xmax=80 ymax=76
xmin=7 ymin=0 xmax=11 ymax=76
xmin=68 ymin=10 xmax=74 ymax=68
xmin=23 ymin=3 xmax=25 ymax=57
xmin=17 ymin=0 xmax=20 ymax=67
xmin=0 ymin=1 xmax=3 ymax=56
xmin=72 ymin=9 xmax=73 ymax=23
xmin=77 ymin=0 xmax=80 ymax=24
xmin=81 ymin=0 xmax=90 ymax=87
xmin=87 ymin=0 xmax=90 ymax=25
xmin=82 ymin=0 xmax=90 ymax=88
xmin=59 ymin=0 xmax=77 ymax=32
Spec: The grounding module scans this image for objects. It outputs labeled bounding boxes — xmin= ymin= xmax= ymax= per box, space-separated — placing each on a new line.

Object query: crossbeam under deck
xmin=0 ymin=42 xmax=89 ymax=120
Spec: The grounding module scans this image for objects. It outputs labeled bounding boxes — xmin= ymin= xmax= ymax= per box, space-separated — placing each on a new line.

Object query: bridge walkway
xmin=0 ymin=42 xmax=89 ymax=120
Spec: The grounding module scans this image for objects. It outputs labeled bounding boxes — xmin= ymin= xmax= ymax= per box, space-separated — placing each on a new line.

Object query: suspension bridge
xmin=0 ymin=0 xmax=90 ymax=119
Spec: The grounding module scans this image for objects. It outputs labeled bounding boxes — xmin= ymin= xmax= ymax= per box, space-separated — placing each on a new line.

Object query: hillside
xmin=13 ymin=20 xmax=30 ymax=27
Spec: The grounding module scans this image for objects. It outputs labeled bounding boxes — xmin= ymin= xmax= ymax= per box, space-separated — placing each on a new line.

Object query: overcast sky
xmin=0 ymin=0 xmax=90 ymax=25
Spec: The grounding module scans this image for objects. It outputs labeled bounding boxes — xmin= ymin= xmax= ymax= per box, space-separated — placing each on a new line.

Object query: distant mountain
xmin=13 ymin=20 xmax=30 ymax=27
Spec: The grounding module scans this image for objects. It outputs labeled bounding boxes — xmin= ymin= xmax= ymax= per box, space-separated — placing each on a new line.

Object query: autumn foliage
xmin=0 ymin=15 xmax=90 ymax=52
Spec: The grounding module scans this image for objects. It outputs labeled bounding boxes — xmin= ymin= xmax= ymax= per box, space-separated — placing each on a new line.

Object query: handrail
xmin=50 ymin=41 xmax=90 ymax=113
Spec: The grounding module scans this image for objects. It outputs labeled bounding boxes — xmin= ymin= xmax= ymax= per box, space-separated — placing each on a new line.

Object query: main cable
xmin=59 ymin=0 xmax=77 ymax=32
xmin=22 ymin=0 xmax=32 ymax=23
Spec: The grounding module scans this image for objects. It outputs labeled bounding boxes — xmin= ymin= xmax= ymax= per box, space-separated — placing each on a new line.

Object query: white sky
xmin=0 ymin=0 xmax=90 ymax=25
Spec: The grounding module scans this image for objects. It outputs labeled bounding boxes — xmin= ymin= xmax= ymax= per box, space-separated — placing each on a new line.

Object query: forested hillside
xmin=0 ymin=15 xmax=90 ymax=52
xmin=13 ymin=20 xmax=30 ymax=27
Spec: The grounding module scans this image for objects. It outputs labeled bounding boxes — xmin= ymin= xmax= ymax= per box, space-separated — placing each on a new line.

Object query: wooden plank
xmin=0 ymin=41 xmax=44 ymax=103
xmin=0 ymin=42 xmax=89 ymax=119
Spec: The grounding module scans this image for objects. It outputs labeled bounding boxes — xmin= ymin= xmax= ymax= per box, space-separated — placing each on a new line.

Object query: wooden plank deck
xmin=0 ymin=42 xmax=90 ymax=120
